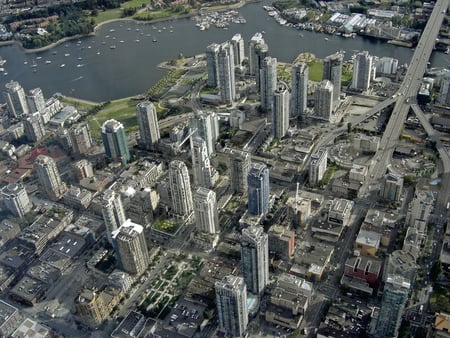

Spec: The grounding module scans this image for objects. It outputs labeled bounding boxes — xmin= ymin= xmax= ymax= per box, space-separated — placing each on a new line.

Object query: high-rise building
xmin=215 ymin=275 xmax=248 ymax=338
xmin=438 ymin=73 xmax=450 ymax=106
xmin=309 ymin=148 xmax=328 ymax=185
xmin=193 ymin=187 xmax=219 ymax=234
xmin=23 ymin=112 xmax=45 ymax=142
xmin=375 ymin=274 xmax=410 ymax=338
xmin=314 ymin=80 xmax=334 ymax=121
xmin=255 ymin=42 xmax=269 ymax=89
xmin=4 ymin=80 xmax=29 ymax=117
xmin=206 ymin=43 xmax=221 ymax=88
xmin=272 ymin=82 xmax=290 ymax=139
xmin=218 ymin=42 xmax=236 ymax=104
xmin=69 ymin=122 xmax=93 ymax=157
xmin=102 ymin=189 xmax=127 ymax=244
xmin=136 ymin=101 xmax=160 ymax=151
xmin=291 ymin=62 xmax=308 ymax=117
xmin=101 ymin=119 xmax=130 ymax=164
xmin=248 ymin=32 xmax=265 ymax=76
xmin=73 ymin=159 xmax=94 ymax=180
xmin=189 ymin=111 xmax=219 ymax=156
xmin=74 ymin=288 xmax=108 ymax=328
xmin=230 ymin=150 xmax=250 ymax=195
xmin=351 ymin=51 xmax=373 ymax=92
xmin=34 ymin=155 xmax=67 ymax=201
xmin=168 ymin=160 xmax=194 ymax=218
xmin=1 ymin=183 xmax=32 ymax=218
xmin=112 ymin=219 xmax=149 ymax=276
xmin=247 ymin=162 xmax=270 ymax=216
xmin=241 ymin=225 xmax=269 ymax=295
xmin=260 ymin=56 xmax=277 ymax=111
xmin=191 ymin=137 xmax=213 ymax=188
xmin=323 ymin=52 xmax=343 ymax=103
xmin=230 ymin=33 xmax=245 ymax=67
xmin=375 ymin=56 xmax=398 ymax=76
xmin=26 ymin=88 xmax=46 ymax=114
xmin=381 ymin=173 xmax=403 ymax=201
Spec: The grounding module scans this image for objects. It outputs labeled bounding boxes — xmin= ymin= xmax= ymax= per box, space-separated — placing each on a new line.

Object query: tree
xmin=430 ymin=261 xmax=442 ymax=282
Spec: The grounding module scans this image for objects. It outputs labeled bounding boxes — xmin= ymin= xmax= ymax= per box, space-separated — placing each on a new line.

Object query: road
xmin=362 ymin=0 xmax=449 ymax=195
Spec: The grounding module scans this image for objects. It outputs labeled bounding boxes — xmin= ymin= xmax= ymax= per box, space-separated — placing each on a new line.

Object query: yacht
xmin=60 ymin=64 xmax=65 ymax=68
xmin=152 ymin=38 xmax=157 ymax=42
xmin=45 ymin=60 xmax=51 ymax=64
xmin=65 ymin=53 xmax=70 ymax=56
xmin=110 ymin=45 xmax=116 ymax=49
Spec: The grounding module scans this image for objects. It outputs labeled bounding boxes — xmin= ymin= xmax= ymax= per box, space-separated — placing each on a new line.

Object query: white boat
xmin=77 ymin=64 xmax=84 ymax=68
xmin=23 ymin=61 xmax=28 ymax=65
xmin=65 ymin=53 xmax=70 ymax=56
xmin=120 ymin=40 xmax=125 ymax=43
xmin=110 ymin=45 xmax=116 ymax=49
xmin=96 ymin=51 xmax=101 ymax=55
xmin=60 ymin=64 xmax=65 ymax=68
xmin=45 ymin=60 xmax=51 ymax=64
xmin=36 ymin=56 xmax=42 ymax=60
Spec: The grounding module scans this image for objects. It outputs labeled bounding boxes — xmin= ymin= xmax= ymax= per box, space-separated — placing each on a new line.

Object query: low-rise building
xmin=0 ymin=300 xmax=21 ymax=338
xmin=328 ymin=198 xmax=353 ymax=227
xmin=355 ymin=229 xmax=381 ymax=257
xmin=268 ymin=224 xmax=295 ymax=260
xmin=353 ymin=134 xmax=380 ymax=153
xmin=343 ymin=255 xmax=381 ymax=287
xmin=11 ymin=318 xmax=52 ymax=338
xmin=111 ymin=311 xmax=146 ymax=338
xmin=349 ymin=164 xmax=367 ymax=182
xmin=384 ymin=250 xmax=418 ymax=284
xmin=62 ymin=185 xmax=93 ymax=210
xmin=265 ymin=273 xmax=312 ymax=330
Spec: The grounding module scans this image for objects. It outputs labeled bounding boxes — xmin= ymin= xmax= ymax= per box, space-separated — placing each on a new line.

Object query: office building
xmin=231 ymin=33 xmax=245 ymax=67
xmin=247 ymin=163 xmax=270 ymax=216
xmin=323 ymin=51 xmax=343 ymax=103
xmin=102 ymin=189 xmax=127 ymax=244
xmin=112 ymin=219 xmax=149 ymax=276
xmin=168 ymin=160 xmax=193 ymax=218
xmin=218 ymin=42 xmax=236 ymax=104
xmin=26 ymin=88 xmax=46 ymax=114
xmin=23 ymin=112 xmax=45 ymax=142
xmin=260 ymin=56 xmax=277 ymax=111
xmin=4 ymin=80 xmax=29 ymax=117
xmin=314 ymin=80 xmax=334 ymax=121
xmin=255 ymin=42 xmax=269 ymax=89
xmin=1 ymin=182 xmax=32 ymax=218
xmin=190 ymin=111 xmax=219 ymax=156
xmin=34 ymin=154 xmax=67 ymax=201
xmin=438 ymin=73 xmax=450 ymax=106
xmin=69 ymin=122 xmax=93 ymax=157
xmin=328 ymin=198 xmax=353 ymax=227
xmin=206 ymin=43 xmax=220 ymax=88
xmin=229 ymin=150 xmax=250 ymax=195
xmin=272 ymin=82 xmax=290 ymax=139
xmin=241 ymin=225 xmax=269 ymax=295
xmin=193 ymin=187 xmax=219 ymax=234
xmin=73 ymin=159 xmax=94 ymax=180
xmin=291 ymin=62 xmax=308 ymax=118
xmin=309 ymin=148 xmax=327 ymax=185
xmin=0 ymin=300 xmax=21 ymax=338
xmin=375 ymin=274 xmax=410 ymax=338
xmin=101 ymin=119 xmax=130 ymax=164
xmin=215 ymin=275 xmax=248 ymax=337
xmin=248 ymin=32 xmax=265 ymax=76
xmin=192 ymin=137 xmax=213 ymax=188
xmin=351 ymin=51 xmax=373 ymax=92
xmin=136 ymin=100 xmax=160 ymax=151
xmin=381 ymin=173 xmax=403 ymax=201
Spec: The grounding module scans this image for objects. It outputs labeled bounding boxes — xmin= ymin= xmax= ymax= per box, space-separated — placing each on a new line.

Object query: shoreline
xmin=8 ymin=0 xmax=253 ymax=54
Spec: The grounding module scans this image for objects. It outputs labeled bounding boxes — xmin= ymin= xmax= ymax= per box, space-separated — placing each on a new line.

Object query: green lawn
xmin=123 ymin=0 xmax=149 ymax=9
xmin=307 ymin=60 xmax=323 ymax=82
xmin=87 ymin=98 xmax=139 ymax=139
xmin=91 ymin=8 xmax=123 ymax=25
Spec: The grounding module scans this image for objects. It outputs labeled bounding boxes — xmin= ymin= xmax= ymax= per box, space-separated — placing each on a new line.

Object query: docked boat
xmin=45 ymin=60 xmax=52 ymax=64
xmin=110 ymin=45 xmax=116 ymax=49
